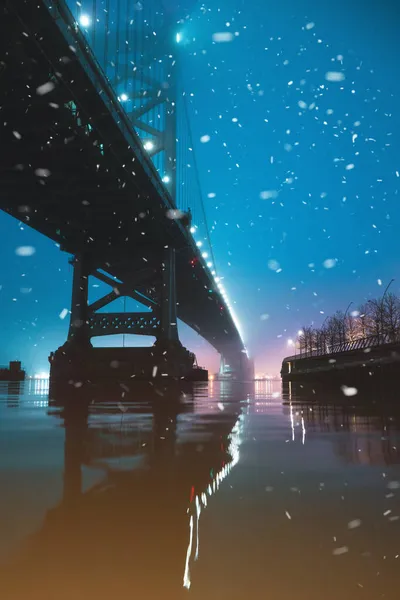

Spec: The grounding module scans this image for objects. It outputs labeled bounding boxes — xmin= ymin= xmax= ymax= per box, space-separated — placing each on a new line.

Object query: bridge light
xmin=207 ymin=261 xmax=213 ymax=268
xmin=190 ymin=226 xmax=196 ymax=234
xmin=202 ymin=252 xmax=208 ymax=259
xmin=287 ymin=338 xmax=294 ymax=346
xmin=162 ymin=175 xmax=170 ymax=183
xmin=120 ymin=93 xmax=128 ymax=102
xmin=196 ymin=241 xmax=203 ymax=247
xmin=298 ymin=329 xmax=304 ymax=336
xmin=214 ymin=276 xmax=220 ymax=282
xmin=34 ymin=371 xmax=49 ymax=379
xmin=211 ymin=270 xmax=216 ymax=275
xmin=144 ymin=140 xmax=154 ymax=151
xmin=79 ymin=14 xmax=91 ymax=27
xmin=176 ymin=32 xmax=182 ymax=43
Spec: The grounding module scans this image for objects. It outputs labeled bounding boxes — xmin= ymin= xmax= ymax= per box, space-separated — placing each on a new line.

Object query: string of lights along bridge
xmin=71 ymin=0 xmax=244 ymax=343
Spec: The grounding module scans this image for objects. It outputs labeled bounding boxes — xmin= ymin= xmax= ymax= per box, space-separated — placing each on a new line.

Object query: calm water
xmin=1 ymin=379 xmax=400 ymax=599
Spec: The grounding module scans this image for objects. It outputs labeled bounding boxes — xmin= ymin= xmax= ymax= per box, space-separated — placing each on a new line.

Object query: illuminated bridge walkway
xmin=0 ymin=0 xmax=252 ymax=380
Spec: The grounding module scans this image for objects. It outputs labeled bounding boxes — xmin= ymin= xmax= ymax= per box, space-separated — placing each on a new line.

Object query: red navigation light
xmin=189 ymin=485 xmax=195 ymax=502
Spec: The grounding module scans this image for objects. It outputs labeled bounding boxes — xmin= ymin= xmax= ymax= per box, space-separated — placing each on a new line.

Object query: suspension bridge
xmin=0 ymin=0 xmax=253 ymax=382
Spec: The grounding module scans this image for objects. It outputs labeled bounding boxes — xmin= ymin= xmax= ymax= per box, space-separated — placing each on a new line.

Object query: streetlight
xmin=367 ymin=278 xmax=395 ymax=339
xmin=288 ymin=338 xmax=296 ymax=357
xmin=383 ymin=278 xmax=395 ymax=300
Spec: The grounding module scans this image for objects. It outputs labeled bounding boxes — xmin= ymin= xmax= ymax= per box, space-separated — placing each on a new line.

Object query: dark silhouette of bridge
xmin=0 ymin=0 xmax=252 ymax=382
xmin=0 ymin=382 xmax=244 ymax=597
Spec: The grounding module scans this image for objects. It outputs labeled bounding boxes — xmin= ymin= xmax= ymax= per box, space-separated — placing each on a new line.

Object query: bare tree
xmin=352 ymin=304 xmax=372 ymax=339
xmin=315 ymin=327 xmax=328 ymax=354
xmin=298 ymin=326 xmax=314 ymax=356
xmin=367 ymin=298 xmax=385 ymax=340
xmin=296 ymin=287 xmax=399 ymax=357
xmin=325 ymin=313 xmax=344 ymax=351
xmin=382 ymin=292 xmax=400 ymax=341
xmin=345 ymin=313 xmax=358 ymax=343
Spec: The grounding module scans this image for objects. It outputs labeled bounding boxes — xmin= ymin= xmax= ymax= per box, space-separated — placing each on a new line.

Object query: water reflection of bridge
xmin=0 ymin=382 xmax=246 ymax=598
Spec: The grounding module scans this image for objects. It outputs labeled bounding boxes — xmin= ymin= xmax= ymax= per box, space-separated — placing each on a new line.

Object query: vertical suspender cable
xmin=116 ymin=0 xmax=121 ymax=86
xmin=92 ymin=0 xmax=96 ymax=49
xmin=104 ymin=0 xmax=110 ymax=73
xmin=183 ymin=95 xmax=216 ymax=270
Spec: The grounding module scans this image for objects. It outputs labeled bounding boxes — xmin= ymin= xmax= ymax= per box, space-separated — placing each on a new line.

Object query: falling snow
xmin=15 ymin=246 xmax=36 ymax=257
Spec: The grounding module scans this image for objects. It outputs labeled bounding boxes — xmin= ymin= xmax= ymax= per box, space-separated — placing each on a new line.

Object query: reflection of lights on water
xmin=288 ymin=402 xmax=306 ymax=445
xmin=28 ymin=377 xmax=49 ymax=397
xmin=195 ymin=496 xmax=201 ymax=560
xmin=183 ymin=415 xmax=243 ymax=589
xmin=290 ymin=402 xmax=295 ymax=442
xmin=183 ymin=516 xmax=194 ymax=589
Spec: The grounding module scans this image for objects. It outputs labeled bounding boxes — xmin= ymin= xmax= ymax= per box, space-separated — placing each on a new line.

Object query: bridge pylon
xmin=219 ymin=350 xmax=255 ymax=382
xmin=49 ymin=247 xmax=207 ymax=388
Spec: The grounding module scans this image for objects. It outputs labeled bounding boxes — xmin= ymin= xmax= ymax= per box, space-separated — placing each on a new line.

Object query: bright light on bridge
xmin=176 ymin=32 xmax=182 ymax=43
xmin=79 ymin=14 xmax=91 ymax=27
xmin=162 ymin=175 xmax=170 ymax=183
xmin=119 ymin=93 xmax=128 ymax=102
xmin=34 ymin=371 xmax=49 ymax=379
xmin=189 ymin=218 xmax=245 ymax=343
xmin=144 ymin=140 xmax=154 ymax=151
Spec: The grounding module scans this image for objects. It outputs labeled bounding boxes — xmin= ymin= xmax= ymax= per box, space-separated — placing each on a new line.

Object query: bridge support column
xmin=68 ymin=254 xmax=91 ymax=348
xmin=159 ymin=246 xmax=179 ymax=344
xmin=219 ymin=350 xmax=254 ymax=382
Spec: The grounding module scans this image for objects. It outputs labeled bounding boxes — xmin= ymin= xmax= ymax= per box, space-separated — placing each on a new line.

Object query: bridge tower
xmin=50 ymin=243 xmax=205 ymax=384
xmin=219 ymin=350 xmax=255 ymax=382
xmin=47 ymin=0 xmax=207 ymax=386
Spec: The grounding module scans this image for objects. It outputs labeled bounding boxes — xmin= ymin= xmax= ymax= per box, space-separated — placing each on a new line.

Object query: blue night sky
xmin=1 ymin=0 xmax=399 ymax=376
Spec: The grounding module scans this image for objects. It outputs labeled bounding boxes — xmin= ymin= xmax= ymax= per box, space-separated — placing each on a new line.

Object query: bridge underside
xmin=0 ymin=0 xmax=250 ymax=382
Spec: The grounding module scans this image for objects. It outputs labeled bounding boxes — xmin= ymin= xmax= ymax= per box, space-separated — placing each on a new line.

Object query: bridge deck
xmin=0 ymin=0 xmax=244 ymax=355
